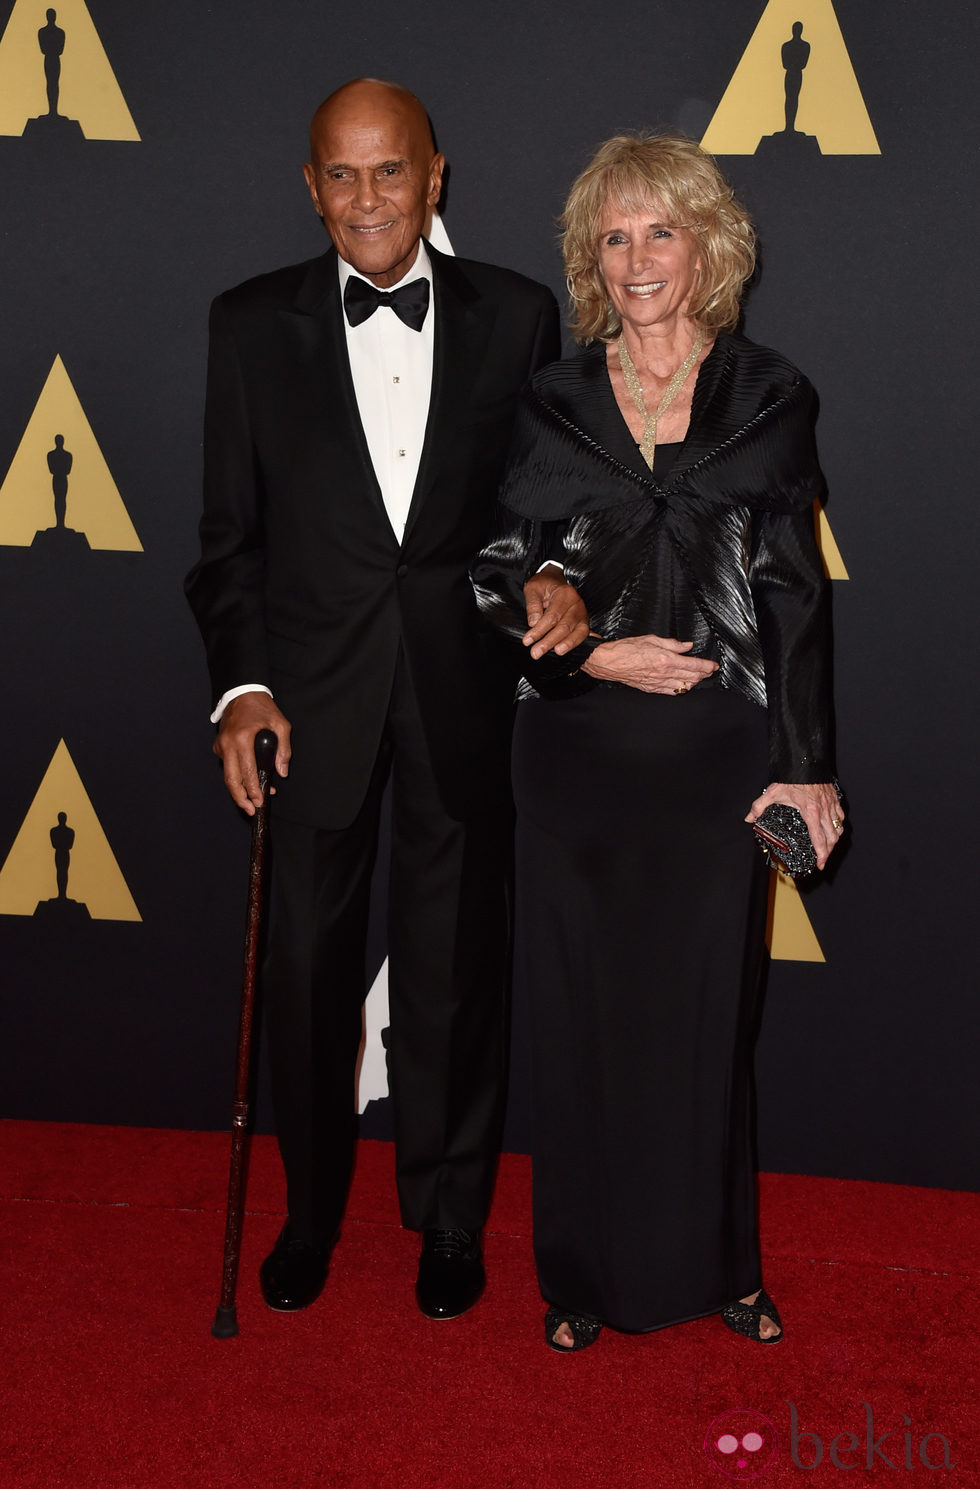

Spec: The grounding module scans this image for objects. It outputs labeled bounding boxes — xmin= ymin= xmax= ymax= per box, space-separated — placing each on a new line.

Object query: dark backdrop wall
xmin=1 ymin=0 xmax=977 ymax=1191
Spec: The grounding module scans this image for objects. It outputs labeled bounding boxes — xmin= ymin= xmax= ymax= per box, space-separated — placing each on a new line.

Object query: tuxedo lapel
xmin=290 ymin=249 xmax=395 ymax=537
xmin=401 ymin=243 xmax=496 ymax=545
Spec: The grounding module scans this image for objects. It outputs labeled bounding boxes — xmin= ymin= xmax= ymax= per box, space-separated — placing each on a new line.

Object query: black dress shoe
xmin=259 ymin=1225 xmax=331 ymax=1312
xmin=415 ymin=1228 xmax=485 ymax=1319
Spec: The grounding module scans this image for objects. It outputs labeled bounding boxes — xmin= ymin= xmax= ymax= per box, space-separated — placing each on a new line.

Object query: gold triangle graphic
xmin=0 ymin=0 xmax=139 ymax=140
xmin=814 ymin=498 xmax=849 ymax=579
xmin=766 ymin=868 xmax=824 ymax=962
xmin=0 ymin=355 xmax=142 ymax=550
xmin=0 ymin=740 xmax=141 ymax=921
xmin=701 ymin=0 xmax=880 ymax=156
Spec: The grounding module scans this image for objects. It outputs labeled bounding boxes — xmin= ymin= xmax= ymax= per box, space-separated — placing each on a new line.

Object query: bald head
xmin=303 ymin=77 xmax=444 ymax=288
xmin=309 ymin=79 xmax=435 ymax=160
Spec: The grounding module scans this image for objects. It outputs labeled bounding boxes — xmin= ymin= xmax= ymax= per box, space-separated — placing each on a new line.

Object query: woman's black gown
xmin=472 ymin=336 xmax=834 ymax=1332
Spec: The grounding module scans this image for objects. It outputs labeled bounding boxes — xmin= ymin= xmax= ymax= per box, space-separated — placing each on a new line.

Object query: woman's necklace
xmin=617 ymin=328 xmax=705 ymax=470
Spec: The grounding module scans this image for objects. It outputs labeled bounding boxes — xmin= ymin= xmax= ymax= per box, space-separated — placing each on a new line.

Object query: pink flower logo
xmin=704 ymin=1410 xmax=779 ymax=1480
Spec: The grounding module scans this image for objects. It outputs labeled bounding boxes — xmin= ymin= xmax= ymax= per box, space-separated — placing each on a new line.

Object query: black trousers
xmin=262 ymin=653 xmax=511 ymax=1245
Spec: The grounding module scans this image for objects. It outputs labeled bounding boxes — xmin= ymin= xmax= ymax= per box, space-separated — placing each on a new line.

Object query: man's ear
xmin=427 ymin=153 xmax=446 ymax=208
xmin=303 ymin=162 xmax=323 ymax=218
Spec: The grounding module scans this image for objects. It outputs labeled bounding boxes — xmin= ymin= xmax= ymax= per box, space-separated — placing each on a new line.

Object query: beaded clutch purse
xmin=752 ymin=804 xmax=817 ymax=878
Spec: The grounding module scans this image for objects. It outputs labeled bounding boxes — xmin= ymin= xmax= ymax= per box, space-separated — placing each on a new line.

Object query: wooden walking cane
xmin=212 ymin=728 xmax=278 ymax=1339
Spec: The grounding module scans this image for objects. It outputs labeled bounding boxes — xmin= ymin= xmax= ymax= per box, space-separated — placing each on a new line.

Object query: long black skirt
xmin=512 ymin=682 xmax=771 ymax=1333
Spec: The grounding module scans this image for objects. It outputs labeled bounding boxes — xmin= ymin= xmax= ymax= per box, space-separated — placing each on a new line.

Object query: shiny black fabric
xmin=472 ymin=334 xmax=835 ymax=782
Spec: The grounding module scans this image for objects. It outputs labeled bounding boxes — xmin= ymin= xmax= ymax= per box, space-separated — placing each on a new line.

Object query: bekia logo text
xmin=789 ymin=1402 xmax=955 ymax=1471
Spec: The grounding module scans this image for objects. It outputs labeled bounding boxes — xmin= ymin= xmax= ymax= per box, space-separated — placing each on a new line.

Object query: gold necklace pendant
xmin=617 ymin=330 xmax=705 ymax=470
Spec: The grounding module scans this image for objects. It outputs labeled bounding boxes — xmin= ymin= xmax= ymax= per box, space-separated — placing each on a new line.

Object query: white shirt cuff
xmin=534 ymin=559 xmax=564 ymax=574
xmin=210 ymin=684 xmax=272 ymax=724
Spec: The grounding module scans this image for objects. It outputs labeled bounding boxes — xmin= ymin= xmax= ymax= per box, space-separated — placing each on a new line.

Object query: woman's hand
xmin=744 ymin=782 xmax=845 ymax=871
xmin=582 ymin=634 xmax=718 ymax=693
xmin=522 ymin=565 xmax=590 ymax=659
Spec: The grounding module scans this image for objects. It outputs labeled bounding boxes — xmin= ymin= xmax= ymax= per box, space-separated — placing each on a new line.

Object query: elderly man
xmin=186 ymin=79 xmax=585 ymax=1320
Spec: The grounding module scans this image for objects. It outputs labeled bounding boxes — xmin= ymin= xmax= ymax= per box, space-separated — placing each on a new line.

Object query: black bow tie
xmin=343 ymin=275 xmax=430 ymax=332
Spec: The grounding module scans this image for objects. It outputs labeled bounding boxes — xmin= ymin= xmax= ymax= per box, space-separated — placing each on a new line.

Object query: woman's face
xmin=597 ymin=197 xmax=703 ymax=336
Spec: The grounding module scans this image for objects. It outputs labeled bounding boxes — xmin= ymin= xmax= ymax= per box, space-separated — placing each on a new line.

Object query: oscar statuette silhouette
xmin=22 ymin=10 xmax=84 ymax=140
xmin=33 ymin=811 xmax=91 ymax=922
xmin=31 ymin=434 xmax=91 ymax=550
xmin=756 ymin=22 xmax=822 ymax=159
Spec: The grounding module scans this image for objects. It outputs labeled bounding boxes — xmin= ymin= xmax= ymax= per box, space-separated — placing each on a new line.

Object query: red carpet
xmin=1 ymin=1121 xmax=976 ymax=1487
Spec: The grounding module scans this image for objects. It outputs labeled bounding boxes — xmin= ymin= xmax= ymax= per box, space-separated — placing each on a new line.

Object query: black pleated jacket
xmin=471 ymin=333 xmax=836 ymax=783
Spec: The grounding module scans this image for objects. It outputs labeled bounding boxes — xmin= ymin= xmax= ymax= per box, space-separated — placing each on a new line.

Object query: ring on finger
xmin=831 ymin=817 xmax=843 ymax=831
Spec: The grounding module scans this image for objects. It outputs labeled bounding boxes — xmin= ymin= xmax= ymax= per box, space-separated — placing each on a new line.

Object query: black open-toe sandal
xmin=720 ymin=1287 xmax=783 ymax=1343
xmin=545 ymin=1305 xmax=603 ymax=1352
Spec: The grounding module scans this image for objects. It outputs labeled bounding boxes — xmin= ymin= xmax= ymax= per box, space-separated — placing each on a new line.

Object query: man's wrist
xmin=210 ymin=684 xmax=273 ymax=724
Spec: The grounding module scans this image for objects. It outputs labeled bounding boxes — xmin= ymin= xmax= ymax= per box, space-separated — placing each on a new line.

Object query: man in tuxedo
xmin=186 ymin=78 xmax=585 ymax=1320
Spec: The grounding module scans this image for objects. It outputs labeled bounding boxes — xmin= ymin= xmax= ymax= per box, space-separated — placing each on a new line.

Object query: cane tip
xmin=211 ymin=1305 xmax=239 ymax=1338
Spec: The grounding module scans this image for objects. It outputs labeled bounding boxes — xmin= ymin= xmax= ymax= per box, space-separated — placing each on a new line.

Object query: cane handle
xmin=254 ymin=728 xmax=278 ymax=783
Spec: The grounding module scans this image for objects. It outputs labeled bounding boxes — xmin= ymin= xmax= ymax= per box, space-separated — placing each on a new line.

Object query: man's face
xmin=303 ymin=87 xmax=444 ymax=289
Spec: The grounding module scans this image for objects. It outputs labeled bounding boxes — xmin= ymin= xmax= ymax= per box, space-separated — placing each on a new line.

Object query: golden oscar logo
xmin=0 ymin=740 xmax=141 ymax=922
xmin=815 ymin=500 xmax=847 ymax=580
xmin=767 ymin=870 xmax=824 ymax=962
xmin=0 ymin=354 xmax=142 ymax=550
xmin=699 ymin=1 xmax=859 ymax=957
xmin=702 ymin=0 xmax=879 ymax=157
xmin=0 ymin=0 xmax=138 ymax=141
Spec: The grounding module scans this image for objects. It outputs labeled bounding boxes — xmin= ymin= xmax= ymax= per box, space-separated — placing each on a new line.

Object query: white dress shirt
xmin=211 ymin=246 xmax=435 ymax=723
xmin=339 ymin=245 xmax=434 ymax=541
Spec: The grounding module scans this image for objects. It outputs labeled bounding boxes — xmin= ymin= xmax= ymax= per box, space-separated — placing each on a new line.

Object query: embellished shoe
xmin=720 ymin=1287 xmax=783 ymax=1343
xmin=545 ymin=1305 xmax=603 ymax=1352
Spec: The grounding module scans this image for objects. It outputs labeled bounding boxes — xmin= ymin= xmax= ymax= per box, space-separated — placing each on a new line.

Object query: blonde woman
xmin=472 ymin=134 xmax=843 ymax=1352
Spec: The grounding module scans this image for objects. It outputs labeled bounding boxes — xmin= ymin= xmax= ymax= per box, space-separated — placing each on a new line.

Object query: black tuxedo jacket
xmin=186 ymin=242 xmax=560 ymax=828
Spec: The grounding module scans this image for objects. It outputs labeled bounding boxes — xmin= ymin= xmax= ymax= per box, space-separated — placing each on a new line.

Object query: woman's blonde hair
xmin=560 ymin=132 xmax=756 ymax=342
